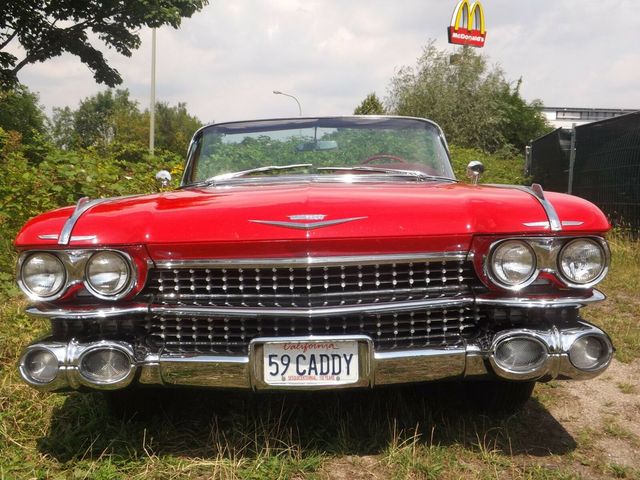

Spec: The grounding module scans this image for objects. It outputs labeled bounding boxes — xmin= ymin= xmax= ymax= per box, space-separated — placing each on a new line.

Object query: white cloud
xmin=14 ymin=0 xmax=640 ymax=127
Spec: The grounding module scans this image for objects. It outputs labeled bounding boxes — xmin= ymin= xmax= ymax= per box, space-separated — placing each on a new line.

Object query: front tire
xmin=464 ymin=380 xmax=535 ymax=414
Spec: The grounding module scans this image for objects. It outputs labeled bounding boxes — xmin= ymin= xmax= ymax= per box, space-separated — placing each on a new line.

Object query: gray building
xmin=541 ymin=107 xmax=638 ymax=129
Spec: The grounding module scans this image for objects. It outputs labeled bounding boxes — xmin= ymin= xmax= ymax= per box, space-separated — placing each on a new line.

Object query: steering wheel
xmin=361 ymin=153 xmax=410 ymax=165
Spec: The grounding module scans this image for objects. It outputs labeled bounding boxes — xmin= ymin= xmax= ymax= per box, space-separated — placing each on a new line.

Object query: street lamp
xmin=273 ymin=90 xmax=302 ymax=116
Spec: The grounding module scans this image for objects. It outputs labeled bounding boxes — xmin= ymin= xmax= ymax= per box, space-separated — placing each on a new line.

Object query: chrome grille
xmin=144 ymin=260 xmax=480 ymax=308
xmin=145 ymin=305 xmax=484 ymax=354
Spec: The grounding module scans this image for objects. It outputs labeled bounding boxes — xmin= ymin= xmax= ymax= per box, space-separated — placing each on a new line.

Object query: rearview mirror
xmin=155 ymin=170 xmax=172 ymax=188
xmin=466 ymin=161 xmax=485 ymax=185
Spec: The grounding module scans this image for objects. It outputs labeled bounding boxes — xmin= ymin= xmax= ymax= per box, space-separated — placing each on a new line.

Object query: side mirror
xmin=466 ymin=160 xmax=485 ymax=185
xmin=155 ymin=170 xmax=172 ymax=188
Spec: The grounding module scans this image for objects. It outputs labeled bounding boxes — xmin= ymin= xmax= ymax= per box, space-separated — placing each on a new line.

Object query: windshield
xmin=184 ymin=117 xmax=454 ymax=184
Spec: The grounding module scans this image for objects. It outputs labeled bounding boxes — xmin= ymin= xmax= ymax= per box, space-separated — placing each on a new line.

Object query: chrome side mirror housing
xmin=466 ymin=160 xmax=485 ymax=185
xmin=155 ymin=170 xmax=172 ymax=188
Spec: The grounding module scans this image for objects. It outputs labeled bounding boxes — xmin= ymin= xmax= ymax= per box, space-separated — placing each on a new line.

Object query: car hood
xmin=16 ymin=182 xmax=610 ymax=259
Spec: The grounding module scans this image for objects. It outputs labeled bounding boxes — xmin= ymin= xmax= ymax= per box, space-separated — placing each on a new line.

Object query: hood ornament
xmin=249 ymin=214 xmax=367 ymax=230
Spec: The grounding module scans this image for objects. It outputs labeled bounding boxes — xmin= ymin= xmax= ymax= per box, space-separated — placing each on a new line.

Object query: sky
xmin=12 ymin=0 xmax=640 ymax=124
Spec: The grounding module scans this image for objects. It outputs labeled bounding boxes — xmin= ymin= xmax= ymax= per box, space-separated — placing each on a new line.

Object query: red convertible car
xmin=15 ymin=116 xmax=613 ymax=412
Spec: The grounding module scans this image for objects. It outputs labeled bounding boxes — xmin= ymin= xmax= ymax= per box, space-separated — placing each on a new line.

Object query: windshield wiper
xmin=203 ymin=163 xmax=313 ymax=184
xmin=316 ymin=166 xmax=455 ymax=182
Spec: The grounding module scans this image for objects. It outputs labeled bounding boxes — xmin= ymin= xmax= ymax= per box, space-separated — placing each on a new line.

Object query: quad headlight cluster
xmin=18 ymin=250 xmax=135 ymax=301
xmin=487 ymin=237 xmax=609 ymax=290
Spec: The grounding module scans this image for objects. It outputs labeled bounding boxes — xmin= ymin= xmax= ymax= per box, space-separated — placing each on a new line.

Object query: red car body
xmin=15 ymin=117 xmax=613 ymax=412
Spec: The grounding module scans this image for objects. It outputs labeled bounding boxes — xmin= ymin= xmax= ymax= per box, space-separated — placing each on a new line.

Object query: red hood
xmin=15 ymin=182 xmax=610 ymax=259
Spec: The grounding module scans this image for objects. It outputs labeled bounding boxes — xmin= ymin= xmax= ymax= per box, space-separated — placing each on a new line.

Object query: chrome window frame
xmin=180 ymin=115 xmax=455 ymax=187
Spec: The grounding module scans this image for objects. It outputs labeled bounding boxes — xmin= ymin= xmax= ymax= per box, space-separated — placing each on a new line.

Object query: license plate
xmin=262 ymin=340 xmax=359 ymax=386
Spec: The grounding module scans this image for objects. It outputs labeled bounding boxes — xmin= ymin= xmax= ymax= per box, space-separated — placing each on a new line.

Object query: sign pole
xmin=149 ymin=28 xmax=156 ymax=156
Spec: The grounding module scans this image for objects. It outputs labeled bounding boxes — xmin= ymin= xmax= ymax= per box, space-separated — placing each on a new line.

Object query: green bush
xmin=0 ymin=129 xmax=182 ymax=296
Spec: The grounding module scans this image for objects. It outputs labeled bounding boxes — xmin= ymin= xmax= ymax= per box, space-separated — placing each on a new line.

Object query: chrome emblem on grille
xmin=249 ymin=215 xmax=367 ymax=230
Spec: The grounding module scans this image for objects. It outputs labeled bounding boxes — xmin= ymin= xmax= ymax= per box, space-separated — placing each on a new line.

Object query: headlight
xmin=20 ymin=253 xmax=66 ymax=298
xmin=85 ymin=251 xmax=131 ymax=297
xmin=569 ymin=335 xmax=611 ymax=370
xmin=79 ymin=348 xmax=132 ymax=384
xmin=558 ymin=238 xmax=607 ymax=286
xmin=22 ymin=349 xmax=59 ymax=384
xmin=489 ymin=240 xmax=537 ymax=288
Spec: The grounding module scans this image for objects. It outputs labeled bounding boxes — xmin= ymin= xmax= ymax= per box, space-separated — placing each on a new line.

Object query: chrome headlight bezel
xmin=17 ymin=252 xmax=67 ymax=301
xmin=84 ymin=251 xmax=135 ymax=300
xmin=484 ymin=236 xmax=610 ymax=291
xmin=17 ymin=249 xmax=138 ymax=302
xmin=487 ymin=239 xmax=538 ymax=290
xmin=557 ymin=238 xmax=609 ymax=288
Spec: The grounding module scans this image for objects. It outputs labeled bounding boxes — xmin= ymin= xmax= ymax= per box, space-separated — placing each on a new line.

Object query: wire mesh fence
xmin=529 ymin=111 xmax=640 ymax=233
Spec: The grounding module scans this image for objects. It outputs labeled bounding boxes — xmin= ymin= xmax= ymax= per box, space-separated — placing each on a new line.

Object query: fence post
xmin=567 ymin=123 xmax=577 ymax=194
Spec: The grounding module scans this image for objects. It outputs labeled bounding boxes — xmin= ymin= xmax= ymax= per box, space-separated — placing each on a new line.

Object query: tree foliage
xmin=386 ymin=42 xmax=550 ymax=152
xmin=353 ymin=93 xmax=386 ymax=115
xmin=49 ymin=88 xmax=202 ymax=156
xmin=0 ymin=0 xmax=208 ymax=88
xmin=0 ymin=85 xmax=46 ymax=145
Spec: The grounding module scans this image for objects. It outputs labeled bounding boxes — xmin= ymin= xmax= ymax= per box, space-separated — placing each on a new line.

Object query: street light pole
xmin=273 ymin=90 xmax=302 ymax=116
xmin=149 ymin=28 xmax=156 ymax=156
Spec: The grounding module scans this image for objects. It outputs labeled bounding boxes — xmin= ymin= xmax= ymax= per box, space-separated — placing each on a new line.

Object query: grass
xmin=0 ymin=235 xmax=638 ymax=479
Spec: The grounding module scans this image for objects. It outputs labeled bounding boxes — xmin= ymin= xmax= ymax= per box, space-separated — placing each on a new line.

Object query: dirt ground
xmin=546 ymin=359 xmax=640 ymax=471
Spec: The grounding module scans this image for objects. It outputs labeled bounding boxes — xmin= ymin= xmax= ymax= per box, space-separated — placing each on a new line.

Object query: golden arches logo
xmin=448 ymin=0 xmax=487 ymax=48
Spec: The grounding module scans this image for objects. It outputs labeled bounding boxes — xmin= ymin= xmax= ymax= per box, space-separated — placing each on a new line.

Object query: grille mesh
xmin=140 ymin=259 xmax=483 ymax=354
xmin=143 ymin=260 xmax=479 ymax=308
xmin=145 ymin=306 xmax=484 ymax=354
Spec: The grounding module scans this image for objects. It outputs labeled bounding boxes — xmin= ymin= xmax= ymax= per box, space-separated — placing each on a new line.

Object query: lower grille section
xmin=145 ymin=306 xmax=484 ymax=354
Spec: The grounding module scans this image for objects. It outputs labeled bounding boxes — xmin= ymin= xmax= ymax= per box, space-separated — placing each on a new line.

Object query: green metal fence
xmin=528 ymin=111 xmax=640 ymax=232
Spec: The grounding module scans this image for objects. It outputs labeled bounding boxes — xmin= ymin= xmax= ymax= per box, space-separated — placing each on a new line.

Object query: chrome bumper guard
xmin=20 ymin=320 xmax=613 ymax=392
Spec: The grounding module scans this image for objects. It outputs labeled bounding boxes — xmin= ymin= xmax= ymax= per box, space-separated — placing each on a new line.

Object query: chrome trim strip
xmin=58 ymin=198 xmax=105 ymax=245
xmin=475 ymin=290 xmax=606 ymax=308
xmin=523 ymin=220 xmax=584 ymax=228
xmin=154 ymin=251 xmax=468 ymax=269
xmin=26 ymin=305 xmax=150 ymax=319
xmin=248 ymin=216 xmax=367 ymax=230
xmin=39 ymin=234 xmax=98 ymax=241
xmin=58 ymin=195 xmax=138 ymax=245
xmin=25 ymin=290 xmax=606 ymax=320
xmin=488 ymin=184 xmax=562 ymax=232
xmin=150 ymin=297 xmax=475 ymax=318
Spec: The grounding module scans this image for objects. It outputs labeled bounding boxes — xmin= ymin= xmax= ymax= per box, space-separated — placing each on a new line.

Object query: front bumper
xmin=19 ymin=319 xmax=613 ymax=392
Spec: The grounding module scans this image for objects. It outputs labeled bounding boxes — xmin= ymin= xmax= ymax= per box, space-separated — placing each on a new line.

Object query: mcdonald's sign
xmin=447 ymin=0 xmax=486 ymax=48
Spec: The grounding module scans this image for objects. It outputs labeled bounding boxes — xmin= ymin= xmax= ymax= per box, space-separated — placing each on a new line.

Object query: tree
xmin=0 ymin=85 xmax=46 ymax=146
xmin=151 ymin=102 xmax=202 ymax=155
xmin=72 ymin=89 xmax=143 ymax=149
xmin=353 ymin=93 xmax=386 ymax=115
xmin=0 ymin=0 xmax=208 ymax=88
xmin=49 ymin=107 xmax=76 ymax=150
xmin=386 ymin=42 xmax=550 ymax=152
xmin=51 ymin=88 xmax=202 ymax=156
